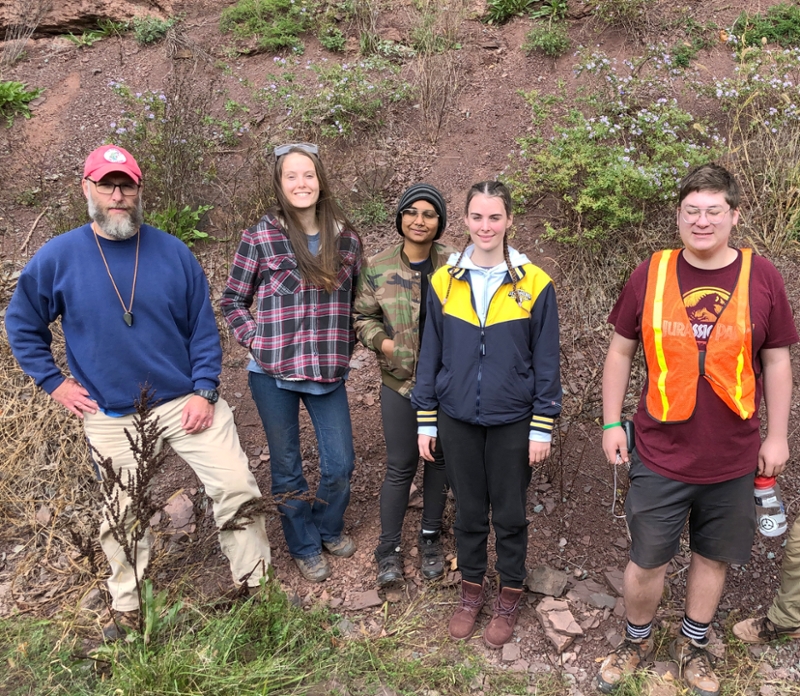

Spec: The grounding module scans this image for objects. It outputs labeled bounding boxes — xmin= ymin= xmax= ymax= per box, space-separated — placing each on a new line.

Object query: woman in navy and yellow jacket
xmin=412 ymin=181 xmax=561 ymax=649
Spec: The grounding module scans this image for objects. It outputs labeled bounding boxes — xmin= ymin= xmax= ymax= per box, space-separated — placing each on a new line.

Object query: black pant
xmin=377 ymin=385 xmax=448 ymax=556
xmin=438 ymin=411 xmax=532 ymax=589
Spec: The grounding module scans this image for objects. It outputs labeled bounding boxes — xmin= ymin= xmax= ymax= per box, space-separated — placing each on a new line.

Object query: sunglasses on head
xmin=274 ymin=142 xmax=319 ymax=157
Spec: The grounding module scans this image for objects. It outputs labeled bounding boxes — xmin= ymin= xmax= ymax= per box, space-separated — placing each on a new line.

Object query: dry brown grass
xmin=0 ymin=321 xmax=101 ymax=615
xmin=414 ymin=51 xmax=464 ymax=145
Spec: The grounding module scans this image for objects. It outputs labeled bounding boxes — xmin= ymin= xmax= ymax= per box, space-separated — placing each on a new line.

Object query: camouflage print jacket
xmin=354 ymin=241 xmax=457 ymax=397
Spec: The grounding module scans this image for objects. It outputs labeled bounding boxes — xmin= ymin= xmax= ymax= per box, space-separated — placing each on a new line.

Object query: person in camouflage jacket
xmin=354 ymin=183 xmax=456 ymax=587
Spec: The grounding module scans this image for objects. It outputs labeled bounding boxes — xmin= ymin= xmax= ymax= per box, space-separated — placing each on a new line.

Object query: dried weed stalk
xmin=1 ymin=0 xmax=51 ymax=69
xmin=414 ymin=51 xmax=463 ymax=144
xmin=731 ymin=127 xmax=800 ymax=255
xmin=90 ymin=386 xmax=167 ymax=626
xmin=352 ymin=0 xmax=381 ymax=54
xmin=0 ymin=275 xmax=98 ymax=610
xmin=164 ymin=24 xmax=214 ymax=65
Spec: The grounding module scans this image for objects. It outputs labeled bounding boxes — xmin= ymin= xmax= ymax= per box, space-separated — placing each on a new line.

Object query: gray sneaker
xmin=294 ymin=554 xmax=331 ymax=582
xmin=322 ymin=533 xmax=357 ymax=558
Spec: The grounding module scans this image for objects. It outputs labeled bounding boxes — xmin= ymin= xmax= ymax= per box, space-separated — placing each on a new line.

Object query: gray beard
xmin=88 ymin=195 xmax=144 ymax=240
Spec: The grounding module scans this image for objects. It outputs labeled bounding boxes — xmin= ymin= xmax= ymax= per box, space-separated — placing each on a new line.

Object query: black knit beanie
xmin=395 ymin=183 xmax=447 ymax=240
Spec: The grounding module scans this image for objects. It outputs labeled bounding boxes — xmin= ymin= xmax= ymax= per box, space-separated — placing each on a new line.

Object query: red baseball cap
xmin=83 ymin=145 xmax=142 ymax=184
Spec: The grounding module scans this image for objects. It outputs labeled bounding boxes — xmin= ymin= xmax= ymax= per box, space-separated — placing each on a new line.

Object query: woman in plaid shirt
xmin=221 ymin=144 xmax=362 ymax=583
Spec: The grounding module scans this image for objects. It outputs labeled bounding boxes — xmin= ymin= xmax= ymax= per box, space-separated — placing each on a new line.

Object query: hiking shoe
xmin=669 ymin=634 xmax=720 ymax=696
xmin=322 ymin=534 xmax=357 ymax=558
xmin=419 ymin=533 xmax=444 ymax=580
xmin=102 ymin=609 xmax=140 ymax=642
xmin=596 ymin=634 xmax=655 ymax=693
xmin=294 ymin=554 xmax=331 ymax=582
xmin=376 ymin=552 xmax=404 ymax=587
xmin=484 ymin=586 xmax=524 ymax=649
xmin=733 ymin=616 xmax=800 ymax=644
xmin=449 ymin=579 xmax=487 ymax=640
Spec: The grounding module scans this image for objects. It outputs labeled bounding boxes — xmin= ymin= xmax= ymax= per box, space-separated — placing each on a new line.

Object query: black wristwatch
xmin=194 ymin=389 xmax=219 ymax=404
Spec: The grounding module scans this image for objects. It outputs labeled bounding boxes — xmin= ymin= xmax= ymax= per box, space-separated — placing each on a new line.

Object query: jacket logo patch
xmin=510 ymin=289 xmax=532 ymax=302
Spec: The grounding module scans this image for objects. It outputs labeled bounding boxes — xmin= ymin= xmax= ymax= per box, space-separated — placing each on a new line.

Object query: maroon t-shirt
xmin=609 ymin=249 xmax=798 ymax=484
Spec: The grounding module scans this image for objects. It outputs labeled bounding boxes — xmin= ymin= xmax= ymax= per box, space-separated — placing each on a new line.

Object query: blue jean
xmin=249 ymin=373 xmax=355 ymax=559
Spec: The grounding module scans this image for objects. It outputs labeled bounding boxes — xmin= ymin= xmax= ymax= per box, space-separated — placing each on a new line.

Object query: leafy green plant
xmin=63 ymin=19 xmax=129 ymax=48
xmin=668 ymin=18 xmax=717 ymax=68
xmin=147 ymin=204 xmax=214 ymax=247
xmin=319 ymin=24 xmax=346 ymax=51
xmin=732 ymin=3 xmax=800 ymax=52
xmin=132 ymin=15 xmax=177 ymax=45
xmin=0 ymin=80 xmax=43 ymax=127
xmin=259 ymin=56 xmax=410 ymax=139
xmin=523 ymin=20 xmax=569 ymax=57
xmin=64 ymin=29 xmax=107 ymax=48
xmin=485 ymin=0 xmax=535 ymax=24
xmin=141 ymin=579 xmax=182 ymax=643
xmin=351 ymin=194 xmax=388 ymax=226
xmin=530 ymin=0 xmax=568 ymax=21
xmin=220 ymin=0 xmax=316 ymax=52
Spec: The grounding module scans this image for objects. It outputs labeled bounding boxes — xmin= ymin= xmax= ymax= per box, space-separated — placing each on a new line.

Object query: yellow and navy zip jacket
xmin=411 ymin=250 xmax=562 ymax=437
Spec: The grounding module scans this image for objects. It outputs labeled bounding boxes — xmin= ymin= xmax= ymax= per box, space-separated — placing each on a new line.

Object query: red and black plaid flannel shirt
xmin=221 ymin=213 xmax=362 ymax=382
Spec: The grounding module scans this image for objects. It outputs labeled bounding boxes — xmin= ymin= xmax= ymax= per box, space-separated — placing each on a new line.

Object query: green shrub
xmin=0 ymin=80 xmax=43 ymax=127
xmin=485 ymin=0 xmax=535 ymax=24
xmin=147 ymin=204 xmax=213 ymax=246
xmin=319 ymin=24 xmax=346 ymax=51
xmin=506 ymin=52 xmax=723 ymax=250
xmin=732 ymin=3 xmax=800 ymax=52
xmin=523 ymin=20 xmax=569 ymax=57
xmin=260 ymin=56 xmax=410 ymax=139
xmin=220 ymin=0 xmax=315 ymax=52
xmin=132 ymin=15 xmax=176 ymax=45
xmin=106 ymin=73 xmax=221 ymax=243
xmin=352 ymin=194 xmax=388 ymax=226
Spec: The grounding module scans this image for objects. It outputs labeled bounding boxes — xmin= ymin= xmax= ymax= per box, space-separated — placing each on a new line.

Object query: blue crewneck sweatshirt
xmin=5 ymin=223 xmax=221 ymax=414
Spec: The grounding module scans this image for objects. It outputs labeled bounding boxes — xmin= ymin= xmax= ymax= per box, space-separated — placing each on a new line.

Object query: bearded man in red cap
xmin=5 ymin=145 xmax=271 ymax=640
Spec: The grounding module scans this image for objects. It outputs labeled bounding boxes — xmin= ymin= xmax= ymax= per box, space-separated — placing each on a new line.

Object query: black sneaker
xmin=419 ymin=533 xmax=444 ymax=580
xmin=376 ymin=552 xmax=403 ymax=586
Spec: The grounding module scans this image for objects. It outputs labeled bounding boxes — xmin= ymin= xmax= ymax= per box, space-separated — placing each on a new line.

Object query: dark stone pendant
xmin=123 ymin=312 xmax=133 ymax=327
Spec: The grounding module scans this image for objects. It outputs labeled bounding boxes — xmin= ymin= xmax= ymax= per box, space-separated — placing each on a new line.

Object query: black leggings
xmin=438 ymin=411 xmax=532 ymax=588
xmin=376 ymin=385 xmax=448 ymax=556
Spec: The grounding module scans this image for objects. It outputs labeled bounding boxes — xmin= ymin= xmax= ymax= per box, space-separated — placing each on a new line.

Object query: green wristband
xmin=603 ymin=421 xmax=622 ymax=430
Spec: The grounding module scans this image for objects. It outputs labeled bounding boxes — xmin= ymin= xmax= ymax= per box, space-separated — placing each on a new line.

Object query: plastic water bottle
xmin=754 ymin=476 xmax=788 ymax=537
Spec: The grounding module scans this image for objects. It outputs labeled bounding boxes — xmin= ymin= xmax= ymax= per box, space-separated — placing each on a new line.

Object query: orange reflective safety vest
xmin=641 ymin=248 xmax=756 ymax=423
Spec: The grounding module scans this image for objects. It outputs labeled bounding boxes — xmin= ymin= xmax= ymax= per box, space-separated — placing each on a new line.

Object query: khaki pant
xmin=768 ymin=515 xmax=800 ymax=628
xmin=84 ymin=395 xmax=271 ymax=611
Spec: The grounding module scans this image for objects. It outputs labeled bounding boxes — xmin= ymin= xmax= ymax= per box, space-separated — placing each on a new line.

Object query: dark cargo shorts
xmin=624 ymin=451 xmax=757 ymax=568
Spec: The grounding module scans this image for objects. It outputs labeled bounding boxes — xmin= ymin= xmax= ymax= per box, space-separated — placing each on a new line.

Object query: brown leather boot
xmin=483 ymin=586 xmax=524 ymax=648
xmin=448 ymin=579 xmax=486 ymax=640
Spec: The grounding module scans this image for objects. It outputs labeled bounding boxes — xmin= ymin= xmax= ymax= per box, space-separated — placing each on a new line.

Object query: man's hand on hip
xmin=51 ymin=378 xmax=98 ymax=418
xmin=181 ymin=395 xmax=215 ymax=434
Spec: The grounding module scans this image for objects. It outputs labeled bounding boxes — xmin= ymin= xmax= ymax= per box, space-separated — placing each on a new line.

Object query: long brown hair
xmin=443 ymin=181 xmax=524 ymax=310
xmin=272 ymin=147 xmax=361 ymax=292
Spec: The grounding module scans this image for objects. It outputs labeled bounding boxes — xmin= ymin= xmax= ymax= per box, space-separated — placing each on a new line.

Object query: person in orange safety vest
xmin=596 ymin=163 xmax=798 ymax=696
